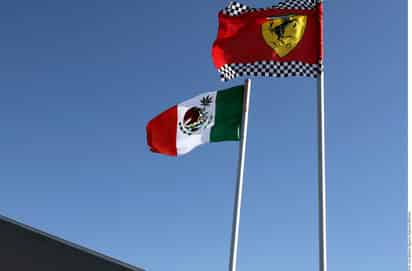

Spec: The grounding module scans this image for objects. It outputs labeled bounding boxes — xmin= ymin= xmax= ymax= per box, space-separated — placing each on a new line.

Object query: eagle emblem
xmin=261 ymin=14 xmax=307 ymax=57
xmin=179 ymin=95 xmax=214 ymax=135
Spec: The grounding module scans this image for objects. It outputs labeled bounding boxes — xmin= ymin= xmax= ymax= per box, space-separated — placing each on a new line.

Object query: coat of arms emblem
xmin=179 ymin=95 xmax=214 ymax=135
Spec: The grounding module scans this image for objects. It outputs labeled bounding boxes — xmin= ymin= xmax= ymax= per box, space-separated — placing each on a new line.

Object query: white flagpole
xmin=228 ymin=79 xmax=251 ymax=271
xmin=317 ymin=62 xmax=328 ymax=271
xmin=409 ymin=68 xmax=411 ymax=270
xmin=408 ymin=0 xmax=411 ymax=267
xmin=316 ymin=0 xmax=327 ymax=270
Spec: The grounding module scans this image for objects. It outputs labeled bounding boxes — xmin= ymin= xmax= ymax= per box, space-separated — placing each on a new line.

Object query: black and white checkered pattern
xmin=217 ymin=61 xmax=323 ymax=81
xmin=222 ymin=0 xmax=317 ymax=16
xmin=273 ymin=0 xmax=317 ymax=10
xmin=222 ymin=1 xmax=254 ymax=16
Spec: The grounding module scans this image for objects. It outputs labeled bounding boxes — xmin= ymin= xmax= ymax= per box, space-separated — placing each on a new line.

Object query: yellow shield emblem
xmin=261 ymin=15 xmax=307 ymax=57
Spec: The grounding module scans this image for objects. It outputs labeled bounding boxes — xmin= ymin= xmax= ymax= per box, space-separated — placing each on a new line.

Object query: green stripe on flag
xmin=210 ymin=85 xmax=244 ymax=142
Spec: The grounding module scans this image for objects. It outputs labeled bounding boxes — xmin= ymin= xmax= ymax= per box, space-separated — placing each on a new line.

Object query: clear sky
xmin=0 ymin=0 xmax=406 ymax=270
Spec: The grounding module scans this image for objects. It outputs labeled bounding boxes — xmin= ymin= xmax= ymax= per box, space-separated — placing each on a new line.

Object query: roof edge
xmin=0 ymin=214 xmax=145 ymax=271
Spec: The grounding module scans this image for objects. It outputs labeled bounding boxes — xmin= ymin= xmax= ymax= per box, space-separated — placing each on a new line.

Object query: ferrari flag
xmin=146 ymin=86 xmax=244 ymax=156
xmin=212 ymin=0 xmax=323 ymax=81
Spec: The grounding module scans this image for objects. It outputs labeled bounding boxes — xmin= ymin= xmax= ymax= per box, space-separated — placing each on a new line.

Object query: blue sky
xmin=0 ymin=1 xmax=406 ymax=270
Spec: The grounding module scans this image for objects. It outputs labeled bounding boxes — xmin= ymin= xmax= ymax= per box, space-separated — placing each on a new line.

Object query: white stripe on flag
xmin=176 ymin=91 xmax=217 ymax=155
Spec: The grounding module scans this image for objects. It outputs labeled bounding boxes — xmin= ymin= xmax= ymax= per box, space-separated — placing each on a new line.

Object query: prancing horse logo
xmin=261 ymin=14 xmax=307 ymax=57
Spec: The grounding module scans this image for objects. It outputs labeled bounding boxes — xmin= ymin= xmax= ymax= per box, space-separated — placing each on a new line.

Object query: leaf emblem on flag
xmin=261 ymin=14 xmax=307 ymax=57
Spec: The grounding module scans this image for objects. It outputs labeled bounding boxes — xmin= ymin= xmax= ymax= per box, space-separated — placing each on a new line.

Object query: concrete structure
xmin=0 ymin=215 xmax=144 ymax=271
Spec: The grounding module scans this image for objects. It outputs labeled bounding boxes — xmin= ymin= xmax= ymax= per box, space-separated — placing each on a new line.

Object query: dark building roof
xmin=0 ymin=214 xmax=145 ymax=271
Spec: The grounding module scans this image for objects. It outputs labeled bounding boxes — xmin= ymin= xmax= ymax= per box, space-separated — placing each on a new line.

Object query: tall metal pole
xmin=316 ymin=0 xmax=327 ymax=270
xmin=408 ymin=0 xmax=412 ymax=268
xmin=228 ymin=79 xmax=251 ymax=271
xmin=317 ymin=70 xmax=327 ymax=271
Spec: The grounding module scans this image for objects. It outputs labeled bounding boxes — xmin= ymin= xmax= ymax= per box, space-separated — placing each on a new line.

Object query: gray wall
xmin=0 ymin=217 xmax=144 ymax=271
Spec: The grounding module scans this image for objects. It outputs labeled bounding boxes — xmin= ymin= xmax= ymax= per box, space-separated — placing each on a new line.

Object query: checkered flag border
xmin=222 ymin=2 xmax=254 ymax=16
xmin=217 ymin=61 xmax=323 ymax=81
xmin=274 ymin=0 xmax=317 ymax=10
xmin=222 ymin=0 xmax=317 ymax=16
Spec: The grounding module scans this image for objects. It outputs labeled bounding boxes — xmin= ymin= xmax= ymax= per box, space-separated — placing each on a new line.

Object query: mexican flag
xmin=146 ymin=85 xmax=244 ymax=156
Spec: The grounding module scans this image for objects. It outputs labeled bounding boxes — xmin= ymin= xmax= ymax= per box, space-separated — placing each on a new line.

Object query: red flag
xmin=212 ymin=0 xmax=323 ymax=81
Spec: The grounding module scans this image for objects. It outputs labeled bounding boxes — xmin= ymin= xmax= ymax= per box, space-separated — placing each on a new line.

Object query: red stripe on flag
xmin=146 ymin=106 xmax=178 ymax=156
